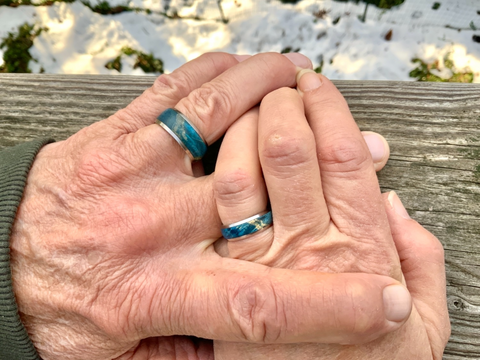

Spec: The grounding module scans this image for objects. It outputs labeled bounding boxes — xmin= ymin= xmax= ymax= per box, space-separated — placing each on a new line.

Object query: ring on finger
xmin=157 ymin=108 xmax=207 ymax=161
xmin=221 ymin=210 xmax=273 ymax=240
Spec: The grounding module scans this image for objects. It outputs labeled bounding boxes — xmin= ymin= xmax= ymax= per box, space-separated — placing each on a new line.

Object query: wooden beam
xmin=1 ymin=74 xmax=479 ymax=359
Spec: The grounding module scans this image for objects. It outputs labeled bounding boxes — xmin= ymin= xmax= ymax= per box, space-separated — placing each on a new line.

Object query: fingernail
xmin=296 ymin=69 xmax=323 ymax=93
xmin=383 ymin=285 xmax=412 ymax=322
xmin=363 ymin=133 xmax=385 ymax=163
xmin=233 ymin=54 xmax=251 ymax=63
xmin=388 ymin=191 xmax=411 ymax=219
xmin=282 ymin=53 xmax=313 ymax=69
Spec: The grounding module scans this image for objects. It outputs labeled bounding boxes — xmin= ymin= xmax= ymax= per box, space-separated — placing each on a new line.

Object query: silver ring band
xmin=221 ymin=210 xmax=273 ymax=240
xmin=156 ymin=108 xmax=207 ymax=161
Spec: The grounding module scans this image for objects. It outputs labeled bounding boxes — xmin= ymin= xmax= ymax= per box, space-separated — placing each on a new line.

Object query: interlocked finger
xmin=214 ymin=109 xmax=273 ymax=259
xmin=215 ymin=88 xmax=331 ymax=261
xmin=107 ymin=52 xmax=312 ymax=182
xmin=298 ymin=71 xmax=390 ymax=238
xmin=109 ymin=53 xmax=242 ymax=134
xmin=174 ymin=53 xmax=303 ymax=147
xmin=128 ymin=53 xmax=311 ymax=176
xmin=297 ymin=70 xmax=401 ymax=279
xmin=258 ymin=88 xmax=330 ymax=240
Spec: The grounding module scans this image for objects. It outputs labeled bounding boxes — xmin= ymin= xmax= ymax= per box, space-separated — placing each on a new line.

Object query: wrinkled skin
xmin=9 ymin=53 xmax=412 ymax=360
xmin=213 ymin=74 xmax=451 ymax=360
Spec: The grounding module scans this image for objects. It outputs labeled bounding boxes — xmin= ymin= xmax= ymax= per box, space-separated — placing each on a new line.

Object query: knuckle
xmin=262 ymin=129 xmax=315 ymax=170
xmin=337 ymin=280 xmax=385 ymax=342
xmin=151 ymin=52 xmax=236 ymax=102
xmin=196 ymin=51 xmax=231 ymax=67
xmin=228 ymin=278 xmax=285 ymax=343
xmin=214 ymin=169 xmax=258 ymax=206
xmin=319 ymin=133 xmax=371 ymax=174
xmin=180 ymin=83 xmax=233 ymax=134
xmin=152 ymin=72 xmax=194 ymax=101
xmin=426 ymin=233 xmax=445 ymax=260
xmin=195 ymin=52 xmax=218 ymax=63
xmin=248 ymin=53 xmax=296 ymax=86
xmin=74 ymin=146 xmax=130 ymax=189
xmin=411 ymin=225 xmax=446 ymax=263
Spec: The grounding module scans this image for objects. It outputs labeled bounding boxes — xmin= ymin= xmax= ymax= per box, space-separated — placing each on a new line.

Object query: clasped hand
xmin=9 ymin=53 xmax=450 ymax=360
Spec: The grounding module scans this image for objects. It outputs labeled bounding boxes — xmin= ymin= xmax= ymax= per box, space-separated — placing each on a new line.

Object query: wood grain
xmin=1 ymin=74 xmax=479 ymax=359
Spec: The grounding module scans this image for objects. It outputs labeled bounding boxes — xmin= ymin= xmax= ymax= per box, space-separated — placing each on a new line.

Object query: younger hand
xmin=213 ymin=72 xmax=450 ymax=359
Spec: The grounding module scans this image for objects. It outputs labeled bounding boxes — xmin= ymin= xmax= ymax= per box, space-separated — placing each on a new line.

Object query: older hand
xmin=9 ymin=54 xmax=411 ymax=360
xmin=213 ymin=72 xmax=450 ymax=359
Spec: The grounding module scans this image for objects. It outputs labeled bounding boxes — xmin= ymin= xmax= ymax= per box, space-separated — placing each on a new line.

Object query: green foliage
xmin=105 ymin=55 xmax=122 ymax=72
xmin=0 ymin=0 xmax=31 ymax=6
xmin=0 ymin=0 xmax=74 ymax=6
xmin=377 ymin=0 xmax=404 ymax=8
xmin=0 ymin=0 xmax=134 ymax=12
xmin=0 ymin=0 xmax=225 ymax=21
xmin=432 ymin=2 xmax=441 ymax=10
xmin=277 ymin=0 xmax=303 ymax=4
xmin=134 ymin=52 xmax=163 ymax=73
xmin=0 ymin=23 xmax=45 ymax=73
xmin=121 ymin=46 xmax=135 ymax=56
xmin=105 ymin=46 xmax=164 ymax=74
xmin=0 ymin=0 xmax=140 ymax=14
xmin=81 ymin=0 xmax=141 ymax=15
xmin=314 ymin=59 xmax=324 ymax=73
xmin=92 ymin=0 xmax=112 ymax=13
xmin=409 ymin=55 xmax=474 ymax=83
xmin=332 ymin=0 xmax=404 ymax=10
xmin=280 ymin=46 xmax=301 ymax=54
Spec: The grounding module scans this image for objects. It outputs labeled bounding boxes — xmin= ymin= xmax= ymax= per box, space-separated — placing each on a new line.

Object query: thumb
xmin=383 ymin=191 xmax=451 ymax=355
xmin=155 ymin=256 xmax=412 ymax=345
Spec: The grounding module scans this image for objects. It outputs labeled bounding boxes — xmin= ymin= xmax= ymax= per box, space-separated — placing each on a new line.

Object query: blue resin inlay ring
xmin=157 ymin=108 xmax=208 ymax=161
xmin=221 ymin=211 xmax=273 ymax=240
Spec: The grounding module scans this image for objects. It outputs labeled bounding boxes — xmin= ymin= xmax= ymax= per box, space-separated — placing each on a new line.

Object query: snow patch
xmin=0 ymin=0 xmax=478 ymax=81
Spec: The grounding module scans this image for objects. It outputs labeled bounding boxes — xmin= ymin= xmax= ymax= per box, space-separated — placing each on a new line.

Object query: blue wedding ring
xmin=157 ymin=108 xmax=207 ymax=161
xmin=221 ymin=211 xmax=273 ymax=240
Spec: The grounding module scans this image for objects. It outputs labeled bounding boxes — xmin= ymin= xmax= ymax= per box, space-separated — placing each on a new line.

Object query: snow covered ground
xmin=0 ymin=0 xmax=479 ymax=81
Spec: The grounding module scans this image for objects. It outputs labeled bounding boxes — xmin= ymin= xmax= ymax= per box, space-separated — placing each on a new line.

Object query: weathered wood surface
xmin=0 ymin=74 xmax=479 ymax=359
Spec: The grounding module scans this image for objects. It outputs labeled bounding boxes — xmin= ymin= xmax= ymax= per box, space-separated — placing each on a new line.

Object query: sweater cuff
xmin=0 ymin=139 xmax=54 ymax=360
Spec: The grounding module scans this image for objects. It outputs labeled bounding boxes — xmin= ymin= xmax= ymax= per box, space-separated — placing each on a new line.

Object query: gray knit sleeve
xmin=0 ymin=139 xmax=54 ymax=360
